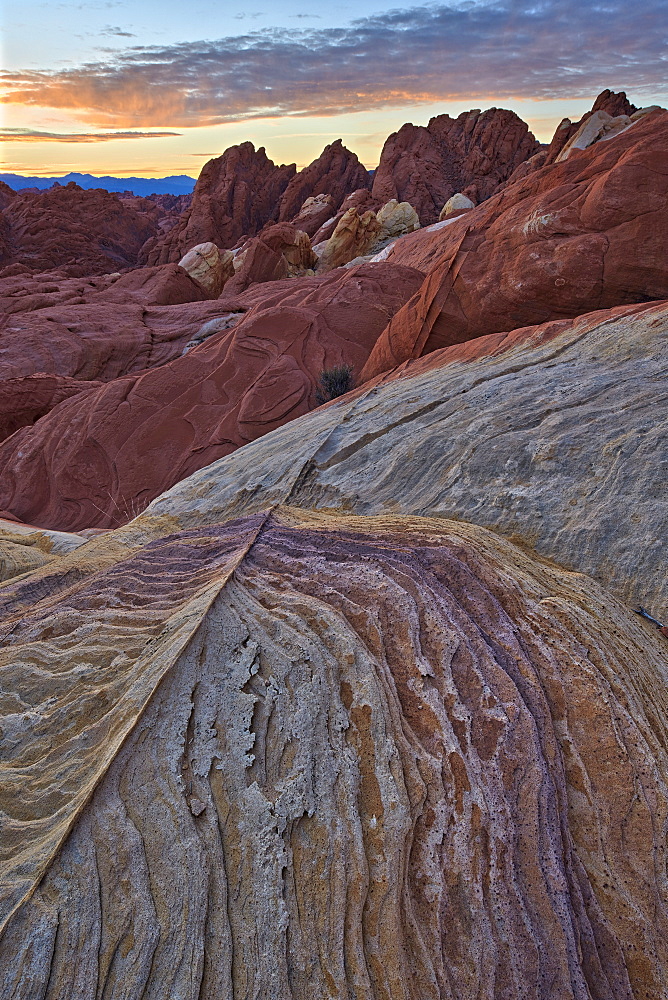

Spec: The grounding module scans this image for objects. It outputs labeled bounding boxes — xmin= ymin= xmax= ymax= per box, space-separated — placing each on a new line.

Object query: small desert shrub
xmin=315 ymin=364 xmax=354 ymax=405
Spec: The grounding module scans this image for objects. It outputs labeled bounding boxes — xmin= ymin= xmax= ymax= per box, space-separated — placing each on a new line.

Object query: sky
xmin=2 ymin=0 xmax=667 ymax=178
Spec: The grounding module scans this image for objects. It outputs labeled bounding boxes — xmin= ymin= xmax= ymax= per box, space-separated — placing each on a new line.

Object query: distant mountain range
xmin=0 ymin=172 xmax=197 ymax=196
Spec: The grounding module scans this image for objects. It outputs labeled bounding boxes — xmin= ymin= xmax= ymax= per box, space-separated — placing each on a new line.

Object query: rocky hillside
xmin=0 ymin=90 xmax=667 ymax=999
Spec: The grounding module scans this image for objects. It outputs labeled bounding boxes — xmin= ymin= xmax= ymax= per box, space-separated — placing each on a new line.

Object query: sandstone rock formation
xmin=0 ymin=505 xmax=667 ymax=999
xmin=373 ymin=199 xmax=420 ymax=245
xmin=225 ymin=224 xmax=317 ymax=294
xmin=285 ymin=193 xmax=335 ymax=238
xmin=145 ymin=299 xmax=668 ymax=614
xmin=0 ymin=182 xmax=159 ymax=275
xmin=372 ymin=108 xmax=540 ymax=224
xmin=369 ymin=108 xmax=668 ymax=360
xmin=0 ymin=373 xmax=103 ymax=442
xmin=178 ymin=242 xmax=235 ymax=297
xmin=439 ymin=192 xmax=475 ymax=218
xmin=278 ymin=139 xmax=370 ymax=223
xmin=0 ymin=264 xmax=422 ymax=530
xmin=140 ymin=143 xmax=296 ymax=265
xmin=317 ymin=208 xmax=382 ymax=271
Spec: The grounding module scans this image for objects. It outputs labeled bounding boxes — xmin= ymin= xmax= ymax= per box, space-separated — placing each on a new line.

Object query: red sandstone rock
xmin=361 ymin=109 xmax=668 ymax=379
xmin=284 ymin=193 xmax=336 ymax=238
xmin=278 ymin=140 xmax=370 ymax=224
xmin=1 ymin=182 xmax=159 ymax=275
xmin=224 ymin=224 xmax=317 ymax=295
xmin=371 ymin=108 xmax=539 ymax=224
xmin=312 ymin=189 xmax=384 ymax=245
xmin=0 ymin=263 xmax=423 ymax=530
xmin=0 ymin=373 xmax=103 ymax=442
xmin=140 ymin=143 xmax=296 ymax=265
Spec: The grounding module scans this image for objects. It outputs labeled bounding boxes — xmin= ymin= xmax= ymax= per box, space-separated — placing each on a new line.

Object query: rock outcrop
xmin=0 ymin=264 xmax=422 ymax=530
xmin=278 ymin=139 xmax=371 ymax=223
xmin=369 ymin=108 xmax=668 ymax=360
xmin=178 ymin=242 xmax=235 ymax=297
xmin=317 ymin=208 xmax=382 ymax=271
xmin=0 ymin=373 xmax=103 ymax=442
xmin=0 ymin=506 xmax=666 ymax=999
xmin=225 ymin=224 xmax=317 ymax=294
xmin=285 ymin=193 xmax=336 ymax=238
xmin=372 ymin=107 xmax=540 ymax=224
xmin=439 ymin=192 xmax=475 ymax=218
xmin=145 ymin=299 xmax=668 ymax=613
xmin=0 ymin=182 xmax=159 ymax=275
xmin=139 ymin=143 xmax=296 ymax=265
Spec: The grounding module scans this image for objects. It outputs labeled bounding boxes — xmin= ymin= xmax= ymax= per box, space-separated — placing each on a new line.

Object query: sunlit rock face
xmin=1 ymin=508 xmax=667 ymax=1000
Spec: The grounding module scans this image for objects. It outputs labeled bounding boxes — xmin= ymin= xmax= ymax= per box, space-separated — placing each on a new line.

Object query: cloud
xmin=2 ymin=0 xmax=666 ymax=127
xmin=0 ymin=127 xmax=180 ymax=142
xmin=100 ymin=25 xmax=136 ymax=37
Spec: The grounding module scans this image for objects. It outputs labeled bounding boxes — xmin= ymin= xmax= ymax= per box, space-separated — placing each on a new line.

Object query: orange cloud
xmin=0 ymin=128 xmax=180 ymax=142
xmin=1 ymin=2 xmax=666 ymax=128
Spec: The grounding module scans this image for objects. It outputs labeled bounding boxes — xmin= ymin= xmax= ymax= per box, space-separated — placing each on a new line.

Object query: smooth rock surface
xmin=178 ymin=242 xmax=235 ymax=297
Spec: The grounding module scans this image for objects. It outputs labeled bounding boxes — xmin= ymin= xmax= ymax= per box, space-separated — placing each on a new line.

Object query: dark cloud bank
xmin=2 ymin=0 xmax=666 ymax=125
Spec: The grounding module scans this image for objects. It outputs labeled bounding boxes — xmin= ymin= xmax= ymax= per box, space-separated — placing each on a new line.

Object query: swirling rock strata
xmin=144 ymin=299 xmax=668 ymax=613
xmin=0 ymin=508 xmax=666 ymax=999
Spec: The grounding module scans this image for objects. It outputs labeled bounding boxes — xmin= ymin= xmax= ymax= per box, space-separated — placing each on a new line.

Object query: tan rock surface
xmin=1 ymin=508 xmax=667 ymax=998
xmin=178 ymin=242 xmax=234 ymax=297
xmin=439 ymin=192 xmax=475 ymax=218
xmin=317 ymin=208 xmax=382 ymax=271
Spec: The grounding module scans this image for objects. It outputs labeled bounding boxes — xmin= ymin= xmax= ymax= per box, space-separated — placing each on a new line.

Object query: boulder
xmin=1 ymin=505 xmax=667 ymax=998
xmin=366 ymin=108 xmax=668 ymax=363
xmin=317 ymin=208 xmax=382 ymax=272
xmin=372 ymin=107 xmax=539 ymax=224
xmin=178 ymin=242 xmax=235 ymax=297
xmin=278 ymin=139 xmax=370 ymax=223
xmin=224 ymin=224 xmax=317 ymax=294
xmin=439 ymin=192 xmax=475 ymax=218
xmin=0 ymin=263 xmax=423 ymax=530
xmin=139 ymin=142 xmax=296 ymax=265
xmin=284 ymin=193 xmax=335 ymax=238
xmin=373 ymin=199 xmax=420 ymax=246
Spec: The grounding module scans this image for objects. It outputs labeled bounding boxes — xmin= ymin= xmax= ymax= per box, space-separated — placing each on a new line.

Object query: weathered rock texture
xmin=317 ymin=208 xmax=382 ymax=271
xmin=225 ymin=224 xmax=317 ymax=294
xmin=369 ymin=109 xmax=668 ymax=362
xmin=178 ymin=242 xmax=235 ymax=297
xmin=0 ymin=506 xmax=667 ymax=999
xmin=145 ymin=300 xmax=668 ymax=614
xmin=0 ymin=182 xmax=159 ymax=275
xmin=372 ymin=108 xmax=539 ymax=224
xmin=0 ymin=264 xmax=422 ymax=530
xmin=140 ymin=143 xmax=296 ymax=265
xmin=0 ymin=373 xmax=103 ymax=442
xmin=278 ymin=139 xmax=371 ymax=223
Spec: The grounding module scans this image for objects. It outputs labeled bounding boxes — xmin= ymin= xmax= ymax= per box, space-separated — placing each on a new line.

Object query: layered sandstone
xmin=369 ymin=109 xmax=668 ymax=362
xmin=0 ymin=264 xmax=422 ymax=530
xmin=278 ymin=139 xmax=370 ymax=224
xmin=0 ymin=507 xmax=666 ymax=999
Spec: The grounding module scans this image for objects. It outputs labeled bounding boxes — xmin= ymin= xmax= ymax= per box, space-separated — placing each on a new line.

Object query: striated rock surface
xmin=0 ymin=506 xmax=667 ymax=999
xmin=370 ymin=109 xmax=668 ymax=361
xmin=140 ymin=143 xmax=296 ymax=265
xmin=0 ymin=373 xmax=103 ymax=442
xmin=0 ymin=516 xmax=87 ymax=582
xmin=317 ymin=208 xmax=382 ymax=271
xmin=0 ymin=264 xmax=422 ymax=530
xmin=372 ymin=108 xmax=539 ymax=224
xmin=1 ymin=182 xmax=159 ymax=275
xmin=145 ymin=300 xmax=668 ymax=613
xmin=178 ymin=242 xmax=235 ymax=297
xmin=278 ymin=139 xmax=370 ymax=223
